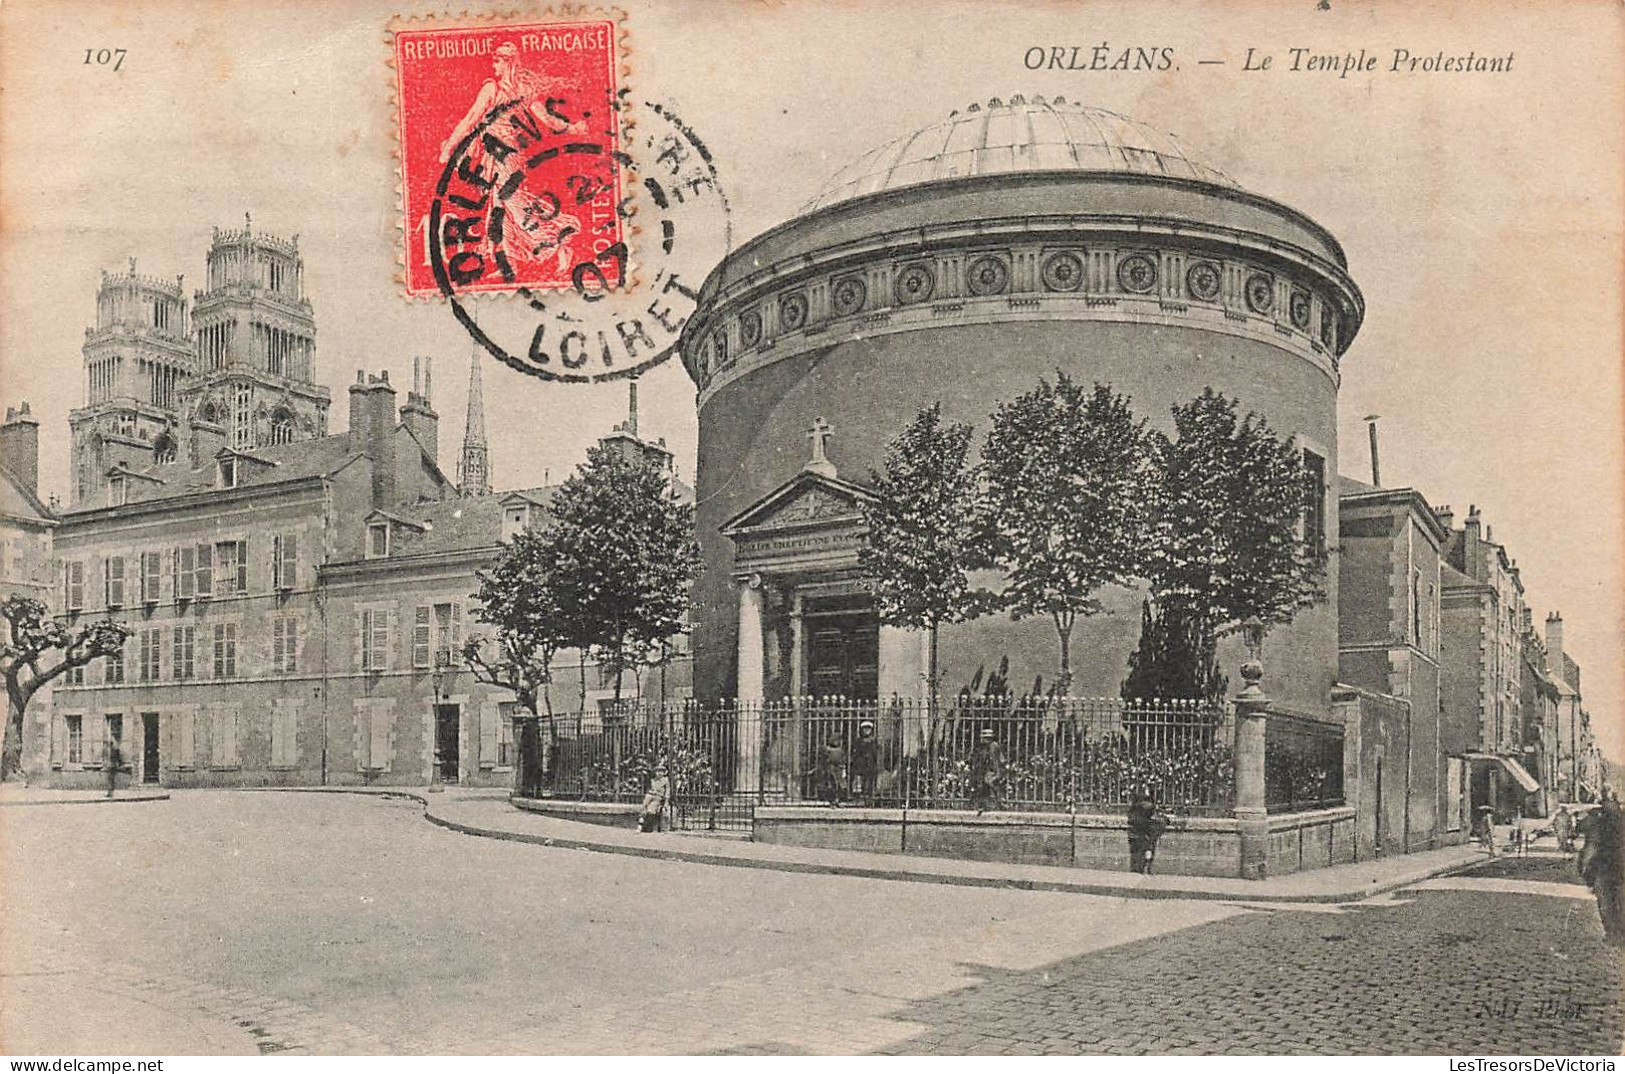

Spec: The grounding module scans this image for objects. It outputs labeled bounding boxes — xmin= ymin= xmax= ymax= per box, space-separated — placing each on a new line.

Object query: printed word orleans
xmin=1023 ymin=44 xmax=1175 ymax=71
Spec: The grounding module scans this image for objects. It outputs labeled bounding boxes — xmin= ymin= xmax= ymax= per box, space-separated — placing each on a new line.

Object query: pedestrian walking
xmin=968 ymin=728 xmax=1003 ymax=814
xmin=1580 ymin=794 xmax=1624 ymax=946
xmin=638 ymin=766 xmax=670 ymax=833
xmin=852 ymin=720 xmax=880 ymax=804
xmin=1127 ymin=789 xmax=1169 ymax=874
xmin=1473 ymin=805 xmax=1497 ymax=856
xmin=1554 ymin=805 xmax=1575 ymax=854
xmin=105 ymin=735 xmax=122 ymax=799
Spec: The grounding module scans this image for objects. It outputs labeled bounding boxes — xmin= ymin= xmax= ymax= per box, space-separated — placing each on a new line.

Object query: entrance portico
xmin=721 ymin=421 xmax=926 ymax=706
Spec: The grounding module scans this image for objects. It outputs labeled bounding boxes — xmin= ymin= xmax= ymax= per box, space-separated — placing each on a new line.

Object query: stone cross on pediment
xmin=804 ymin=417 xmax=836 ymax=478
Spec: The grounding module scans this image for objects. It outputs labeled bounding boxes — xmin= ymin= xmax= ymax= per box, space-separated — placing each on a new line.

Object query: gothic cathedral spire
xmin=458 ymin=349 xmax=491 ymax=497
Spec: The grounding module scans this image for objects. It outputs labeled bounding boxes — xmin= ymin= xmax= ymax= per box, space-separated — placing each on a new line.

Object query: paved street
xmin=2 ymin=792 xmax=1620 ymax=1055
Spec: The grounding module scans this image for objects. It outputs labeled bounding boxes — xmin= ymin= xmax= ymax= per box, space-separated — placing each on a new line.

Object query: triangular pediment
xmin=721 ymin=470 xmax=874 ymax=537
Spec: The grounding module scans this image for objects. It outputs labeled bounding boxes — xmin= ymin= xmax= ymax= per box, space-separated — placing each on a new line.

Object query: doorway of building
xmin=804 ymin=601 xmax=879 ymax=700
xmin=435 ymin=704 xmax=460 ymax=784
xmin=141 ymin=712 xmax=160 ymax=784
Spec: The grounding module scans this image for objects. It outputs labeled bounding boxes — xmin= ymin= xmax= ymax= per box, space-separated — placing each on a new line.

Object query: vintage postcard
xmin=1 ymin=0 xmax=1621 ymax=1061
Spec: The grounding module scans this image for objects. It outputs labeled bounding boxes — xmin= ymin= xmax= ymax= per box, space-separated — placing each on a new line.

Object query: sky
xmin=2 ymin=0 xmax=1621 ymax=760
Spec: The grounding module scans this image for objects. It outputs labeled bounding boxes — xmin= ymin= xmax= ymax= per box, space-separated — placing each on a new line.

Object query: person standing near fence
xmin=969 ymin=728 xmax=1003 ymax=814
xmin=105 ymin=734 xmax=122 ymax=799
xmin=852 ymin=720 xmax=880 ymax=804
xmin=1127 ymin=790 xmax=1169 ymax=874
xmin=638 ymin=766 xmax=670 ymax=833
xmin=819 ymin=732 xmax=847 ymax=805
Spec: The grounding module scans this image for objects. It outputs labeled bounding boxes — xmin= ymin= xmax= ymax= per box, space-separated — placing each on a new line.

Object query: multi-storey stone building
xmin=26 ymin=226 xmax=690 ymax=790
xmin=1336 ymin=480 xmax=1455 ymax=855
xmin=1438 ymin=505 xmax=1541 ymax=820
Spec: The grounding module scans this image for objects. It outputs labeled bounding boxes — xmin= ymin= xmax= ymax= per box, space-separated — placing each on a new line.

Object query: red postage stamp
xmin=392 ymin=14 xmax=624 ymax=298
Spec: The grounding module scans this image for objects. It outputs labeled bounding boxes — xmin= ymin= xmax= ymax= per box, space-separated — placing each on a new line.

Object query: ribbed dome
xmin=805 ymin=96 xmax=1238 ymax=212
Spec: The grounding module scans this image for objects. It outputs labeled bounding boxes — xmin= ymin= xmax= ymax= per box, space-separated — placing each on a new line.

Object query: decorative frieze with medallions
xmin=688 ymin=234 xmax=1353 ymax=395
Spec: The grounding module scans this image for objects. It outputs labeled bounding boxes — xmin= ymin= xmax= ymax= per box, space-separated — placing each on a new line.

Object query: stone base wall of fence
xmin=749 ymin=804 xmax=1356 ymax=877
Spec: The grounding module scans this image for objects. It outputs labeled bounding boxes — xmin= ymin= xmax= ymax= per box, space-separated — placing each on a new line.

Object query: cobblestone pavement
xmin=877 ymin=855 xmax=1624 ymax=1056
xmin=4 ymin=792 xmax=1619 ymax=1056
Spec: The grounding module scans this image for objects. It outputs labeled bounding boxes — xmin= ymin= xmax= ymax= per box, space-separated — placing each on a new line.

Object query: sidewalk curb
xmin=0 ymin=791 xmax=170 ymax=807
xmin=226 ymin=786 xmax=1491 ymax=904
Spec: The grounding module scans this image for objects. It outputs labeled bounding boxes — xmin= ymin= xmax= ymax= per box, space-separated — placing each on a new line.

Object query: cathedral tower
xmin=178 ymin=215 xmax=330 ymax=458
xmin=458 ymin=350 xmax=491 ymax=497
xmin=69 ymin=260 xmax=195 ymax=505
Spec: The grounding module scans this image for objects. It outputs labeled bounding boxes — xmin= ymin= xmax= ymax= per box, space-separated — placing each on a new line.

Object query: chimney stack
xmin=1434 ymin=503 xmax=1454 ymax=531
xmin=1546 ymin=612 xmax=1565 ymax=682
xmin=400 ymin=358 xmax=440 ymax=467
xmin=1364 ymin=414 xmax=1381 ymax=487
xmin=349 ymin=370 xmax=399 ymax=508
xmin=0 ymin=402 xmax=41 ymax=495
xmin=1464 ymin=505 xmax=1483 ymax=581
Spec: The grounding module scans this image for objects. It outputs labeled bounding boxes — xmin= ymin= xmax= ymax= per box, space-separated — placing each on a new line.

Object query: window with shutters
xmin=140 ymin=550 xmax=162 ymax=603
xmin=360 ymin=609 xmax=390 ymax=672
xmin=434 ymin=603 xmax=462 ymax=667
xmin=104 ymin=642 xmax=125 ymax=685
xmin=66 ymin=714 xmax=83 ymax=764
xmin=497 ymin=702 xmax=515 ymax=767
xmin=270 ymin=702 xmax=298 ymax=768
xmin=272 ymin=533 xmax=298 ymax=590
xmin=64 ymin=560 xmax=85 ymax=611
xmin=214 ymin=540 xmax=248 ymax=595
xmin=105 ymin=556 xmax=126 ymax=608
xmin=194 ymin=543 xmax=213 ymax=597
xmin=176 ymin=547 xmax=195 ymax=599
xmin=211 ymin=705 xmax=239 ymax=767
xmin=413 ymin=606 xmax=432 ymax=669
xmin=272 ymin=616 xmax=298 ymax=674
xmin=138 ymin=628 xmax=161 ymax=682
xmin=212 ymin=622 xmax=237 ymax=679
xmin=357 ymin=701 xmax=392 ymax=772
xmin=172 ymin=625 xmax=195 ymax=680
xmin=174 ymin=708 xmax=195 ymax=768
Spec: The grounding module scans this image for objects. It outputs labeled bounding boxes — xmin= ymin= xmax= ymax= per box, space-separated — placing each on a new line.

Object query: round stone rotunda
xmin=679 ymin=95 xmax=1364 ymax=716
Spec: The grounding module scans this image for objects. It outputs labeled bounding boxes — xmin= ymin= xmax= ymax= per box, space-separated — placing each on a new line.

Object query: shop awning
xmin=1465 ymin=752 xmax=1541 ymax=794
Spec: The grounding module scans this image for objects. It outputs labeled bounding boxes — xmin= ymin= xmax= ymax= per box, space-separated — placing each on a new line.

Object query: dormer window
xmin=218 ymin=457 xmax=237 ymax=488
xmin=108 ymin=476 xmax=127 ymax=507
xmin=367 ymin=522 xmax=391 ymax=559
xmin=501 ymin=505 xmax=529 ymax=542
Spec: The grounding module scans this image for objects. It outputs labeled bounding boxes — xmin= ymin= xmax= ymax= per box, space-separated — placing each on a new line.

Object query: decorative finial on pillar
xmin=803 ymin=417 xmax=836 ymax=478
xmin=245 ymin=211 xmax=252 ymax=232
xmin=129 ymin=257 xmax=137 ymax=275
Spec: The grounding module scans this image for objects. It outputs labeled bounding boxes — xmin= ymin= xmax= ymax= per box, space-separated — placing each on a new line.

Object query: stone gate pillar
xmin=1233 ymin=646 xmax=1270 ymax=880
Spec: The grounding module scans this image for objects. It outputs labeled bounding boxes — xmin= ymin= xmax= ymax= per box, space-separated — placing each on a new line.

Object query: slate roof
xmin=107 ymin=434 xmax=363 ymax=504
xmin=386 ymin=485 xmax=557 ymax=558
xmin=0 ymin=463 xmax=53 ymax=523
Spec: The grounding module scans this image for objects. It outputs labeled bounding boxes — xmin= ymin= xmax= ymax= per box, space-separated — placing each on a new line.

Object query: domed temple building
xmin=680 ymin=97 xmax=1364 ymax=716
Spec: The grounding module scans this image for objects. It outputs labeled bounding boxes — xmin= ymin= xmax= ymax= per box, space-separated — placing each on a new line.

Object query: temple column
xmin=735 ymin=578 xmax=766 ymax=792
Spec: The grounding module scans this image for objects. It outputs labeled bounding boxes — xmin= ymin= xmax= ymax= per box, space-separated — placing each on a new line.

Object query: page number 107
xmin=84 ymin=48 xmax=127 ymax=71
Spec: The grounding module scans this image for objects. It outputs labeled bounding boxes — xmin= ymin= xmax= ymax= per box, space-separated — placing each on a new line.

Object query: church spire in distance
xmin=458 ymin=349 xmax=491 ymax=497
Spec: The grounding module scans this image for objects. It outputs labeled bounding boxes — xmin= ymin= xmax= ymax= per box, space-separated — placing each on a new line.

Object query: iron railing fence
xmin=1264 ymin=710 xmax=1346 ymax=812
xmin=534 ymin=696 xmax=1236 ymax=817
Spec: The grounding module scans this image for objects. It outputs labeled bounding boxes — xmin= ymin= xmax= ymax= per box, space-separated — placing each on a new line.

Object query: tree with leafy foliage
xmin=1132 ymin=388 xmax=1327 ymax=702
xmin=1 ymin=596 xmax=132 ymax=779
xmin=463 ymin=528 xmax=578 ymax=720
xmin=977 ymin=375 xmax=1154 ymax=693
xmin=545 ymin=444 xmax=700 ymax=706
xmin=861 ymin=403 xmax=986 ymax=705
